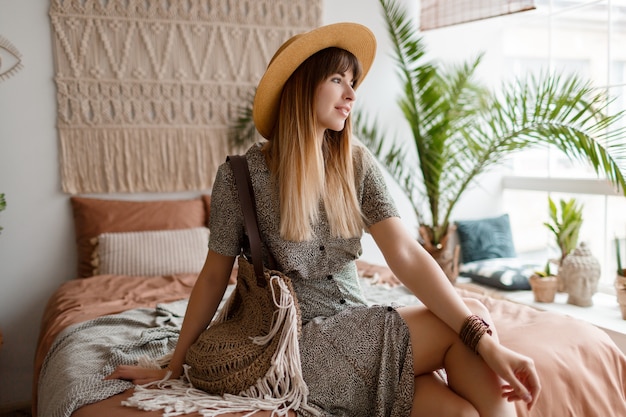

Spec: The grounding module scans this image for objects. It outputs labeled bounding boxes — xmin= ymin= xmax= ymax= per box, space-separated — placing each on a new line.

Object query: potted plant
xmin=543 ymin=197 xmax=584 ymax=264
xmin=542 ymin=196 xmax=584 ymax=291
xmin=353 ymin=0 xmax=626 ymax=281
xmin=529 ymin=261 xmax=558 ymax=303
xmin=615 ymin=237 xmax=626 ymax=319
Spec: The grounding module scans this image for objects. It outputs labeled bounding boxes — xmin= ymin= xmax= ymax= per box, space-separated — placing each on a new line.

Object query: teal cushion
xmin=455 ymin=214 xmax=516 ymax=263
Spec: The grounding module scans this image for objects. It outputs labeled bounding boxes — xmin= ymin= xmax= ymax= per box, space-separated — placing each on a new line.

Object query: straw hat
xmin=253 ymin=22 xmax=377 ymax=139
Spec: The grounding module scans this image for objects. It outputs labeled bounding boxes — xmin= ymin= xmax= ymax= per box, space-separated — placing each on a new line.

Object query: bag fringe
xmin=123 ymin=275 xmax=314 ymax=416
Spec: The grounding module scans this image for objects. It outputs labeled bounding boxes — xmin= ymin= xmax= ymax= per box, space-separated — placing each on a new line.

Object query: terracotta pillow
xmin=70 ymin=196 xmax=207 ymax=278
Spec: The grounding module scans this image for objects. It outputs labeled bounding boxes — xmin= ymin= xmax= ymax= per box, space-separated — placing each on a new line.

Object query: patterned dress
xmin=209 ymin=143 xmax=414 ymax=417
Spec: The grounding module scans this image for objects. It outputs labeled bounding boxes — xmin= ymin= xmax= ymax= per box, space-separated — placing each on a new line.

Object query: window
xmin=422 ymin=0 xmax=626 ymax=289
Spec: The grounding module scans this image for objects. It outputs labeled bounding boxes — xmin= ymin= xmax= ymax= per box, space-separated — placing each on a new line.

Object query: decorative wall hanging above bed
xmin=49 ymin=0 xmax=321 ymax=193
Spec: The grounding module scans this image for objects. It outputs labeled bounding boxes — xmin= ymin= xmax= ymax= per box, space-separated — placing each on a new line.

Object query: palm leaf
xmin=355 ymin=0 xmax=626 ymax=245
xmin=231 ymin=90 xmax=258 ymax=148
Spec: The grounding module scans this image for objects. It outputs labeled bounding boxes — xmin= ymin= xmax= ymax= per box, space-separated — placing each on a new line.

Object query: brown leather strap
xmin=228 ymin=155 xmax=266 ymax=287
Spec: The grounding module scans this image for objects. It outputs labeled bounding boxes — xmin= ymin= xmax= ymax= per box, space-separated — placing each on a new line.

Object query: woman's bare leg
xmin=398 ymin=298 xmax=516 ymax=417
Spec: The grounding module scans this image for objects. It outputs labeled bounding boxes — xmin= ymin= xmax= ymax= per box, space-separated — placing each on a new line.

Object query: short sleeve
xmin=356 ymin=146 xmax=400 ymax=228
xmin=208 ymin=161 xmax=245 ymax=257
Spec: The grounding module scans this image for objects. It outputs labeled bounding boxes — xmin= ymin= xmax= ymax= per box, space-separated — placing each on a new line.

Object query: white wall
xmin=0 ymin=0 xmax=73 ymax=407
xmin=0 ymin=0 xmax=500 ymax=408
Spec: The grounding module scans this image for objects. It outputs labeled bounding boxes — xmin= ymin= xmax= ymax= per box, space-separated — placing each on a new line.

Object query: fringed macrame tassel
xmin=58 ymin=127 xmax=229 ymax=193
xmin=123 ymin=275 xmax=314 ymax=416
xmin=240 ymin=275 xmax=309 ymax=411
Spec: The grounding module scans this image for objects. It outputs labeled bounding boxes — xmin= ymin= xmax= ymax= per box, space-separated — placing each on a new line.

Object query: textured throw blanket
xmin=38 ymin=299 xmax=189 ymax=417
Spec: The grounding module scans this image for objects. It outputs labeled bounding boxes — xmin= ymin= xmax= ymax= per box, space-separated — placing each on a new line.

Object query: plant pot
xmin=419 ymin=225 xmax=460 ymax=284
xmin=616 ymin=274 xmax=626 ymax=291
xmin=529 ymin=274 xmax=558 ymax=303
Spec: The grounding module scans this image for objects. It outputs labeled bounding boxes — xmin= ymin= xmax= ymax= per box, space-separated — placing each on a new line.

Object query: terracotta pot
xmin=529 ymin=274 xmax=558 ymax=303
xmin=616 ymin=274 xmax=626 ymax=292
xmin=420 ymin=225 xmax=460 ymax=284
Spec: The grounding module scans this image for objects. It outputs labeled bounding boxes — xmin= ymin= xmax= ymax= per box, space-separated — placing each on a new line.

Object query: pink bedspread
xmin=464 ymin=289 xmax=626 ymax=417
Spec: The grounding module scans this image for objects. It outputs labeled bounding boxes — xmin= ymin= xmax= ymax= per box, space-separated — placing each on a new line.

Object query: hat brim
xmin=253 ymin=23 xmax=377 ymax=139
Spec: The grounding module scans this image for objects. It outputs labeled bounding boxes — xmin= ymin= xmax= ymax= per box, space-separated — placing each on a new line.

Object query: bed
xmin=33 ymin=196 xmax=626 ymax=417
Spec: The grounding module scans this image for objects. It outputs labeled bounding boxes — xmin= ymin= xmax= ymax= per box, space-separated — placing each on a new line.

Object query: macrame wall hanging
xmin=49 ymin=0 xmax=321 ymax=193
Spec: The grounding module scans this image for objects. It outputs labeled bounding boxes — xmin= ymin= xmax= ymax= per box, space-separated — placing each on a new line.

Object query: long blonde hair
xmin=263 ymin=47 xmax=365 ymax=241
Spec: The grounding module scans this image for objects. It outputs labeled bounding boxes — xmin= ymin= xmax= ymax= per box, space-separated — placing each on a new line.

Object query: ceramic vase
xmin=529 ymin=274 xmax=558 ymax=303
xmin=559 ymin=242 xmax=601 ymax=307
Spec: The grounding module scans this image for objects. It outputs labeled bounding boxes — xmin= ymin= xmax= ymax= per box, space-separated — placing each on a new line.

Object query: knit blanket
xmin=37 ymin=299 xmax=190 ymax=417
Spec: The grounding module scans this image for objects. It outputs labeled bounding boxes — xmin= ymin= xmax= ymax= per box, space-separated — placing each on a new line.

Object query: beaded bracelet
xmin=460 ymin=314 xmax=493 ymax=354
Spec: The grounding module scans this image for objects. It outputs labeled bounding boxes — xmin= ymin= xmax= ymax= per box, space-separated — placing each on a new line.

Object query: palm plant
xmin=543 ymin=197 xmax=584 ymax=264
xmin=354 ymin=0 xmax=626 ymax=278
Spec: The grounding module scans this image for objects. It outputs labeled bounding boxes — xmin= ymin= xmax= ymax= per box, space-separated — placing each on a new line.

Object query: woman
xmin=108 ymin=22 xmax=540 ymax=416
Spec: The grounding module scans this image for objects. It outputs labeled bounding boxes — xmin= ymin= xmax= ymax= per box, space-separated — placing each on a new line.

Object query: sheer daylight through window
xmin=422 ymin=0 xmax=626 ymax=289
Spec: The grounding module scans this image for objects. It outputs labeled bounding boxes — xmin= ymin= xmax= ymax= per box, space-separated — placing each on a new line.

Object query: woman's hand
xmin=104 ymin=365 xmax=174 ymax=386
xmin=478 ymin=336 xmax=541 ymax=410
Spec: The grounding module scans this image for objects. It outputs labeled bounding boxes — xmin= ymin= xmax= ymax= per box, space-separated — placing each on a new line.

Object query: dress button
xmin=327 ymin=275 xmax=333 ymax=280
xmin=340 ymin=299 xmax=346 ymax=304
xmin=387 ymin=306 xmax=393 ymax=312
xmin=319 ymin=245 xmax=325 ymax=251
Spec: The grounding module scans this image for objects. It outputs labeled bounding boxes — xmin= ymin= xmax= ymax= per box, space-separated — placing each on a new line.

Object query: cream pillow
xmin=92 ymin=227 xmax=209 ymax=276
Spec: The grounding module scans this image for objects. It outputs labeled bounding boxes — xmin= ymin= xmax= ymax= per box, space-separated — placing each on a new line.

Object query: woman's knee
xmin=463 ymin=297 xmax=491 ymax=319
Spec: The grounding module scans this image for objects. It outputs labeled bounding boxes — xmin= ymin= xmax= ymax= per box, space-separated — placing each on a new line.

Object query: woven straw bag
xmin=185 ymin=155 xmax=305 ymax=401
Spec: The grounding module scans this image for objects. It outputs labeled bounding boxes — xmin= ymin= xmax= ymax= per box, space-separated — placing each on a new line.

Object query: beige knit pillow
xmin=92 ymin=227 xmax=209 ymax=276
